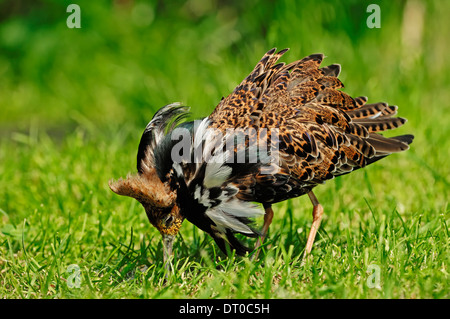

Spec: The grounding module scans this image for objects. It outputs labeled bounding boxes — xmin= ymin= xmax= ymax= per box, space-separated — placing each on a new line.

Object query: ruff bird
xmin=109 ymin=48 xmax=413 ymax=264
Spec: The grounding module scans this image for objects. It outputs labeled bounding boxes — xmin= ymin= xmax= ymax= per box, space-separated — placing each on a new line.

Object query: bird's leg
xmin=252 ymin=204 xmax=274 ymax=260
xmin=304 ymin=191 xmax=324 ymax=255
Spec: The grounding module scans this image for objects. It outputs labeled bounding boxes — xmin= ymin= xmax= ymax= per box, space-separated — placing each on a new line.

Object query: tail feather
xmin=353 ymin=117 xmax=407 ymax=133
xmin=319 ymin=64 xmax=341 ymax=77
xmin=379 ymin=105 xmax=398 ymax=118
xmin=390 ymin=134 xmax=414 ymax=145
xmin=346 ymin=102 xmax=388 ymax=119
xmin=366 ymin=133 xmax=412 ymax=155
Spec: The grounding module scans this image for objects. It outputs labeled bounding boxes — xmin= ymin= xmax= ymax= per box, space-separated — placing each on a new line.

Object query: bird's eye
xmin=164 ymin=215 xmax=174 ymax=227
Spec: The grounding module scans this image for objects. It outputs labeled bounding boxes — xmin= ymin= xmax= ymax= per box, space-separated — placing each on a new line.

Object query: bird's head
xmin=109 ymin=103 xmax=191 ymax=265
xmin=109 ymin=170 xmax=183 ymax=263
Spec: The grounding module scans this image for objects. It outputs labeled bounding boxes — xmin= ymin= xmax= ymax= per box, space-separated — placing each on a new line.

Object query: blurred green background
xmin=1 ymin=0 xmax=448 ymax=132
xmin=0 ymin=0 xmax=448 ymax=298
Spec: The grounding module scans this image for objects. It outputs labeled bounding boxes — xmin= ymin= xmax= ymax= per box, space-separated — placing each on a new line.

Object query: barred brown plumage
xmin=109 ymin=48 xmax=414 ymax=265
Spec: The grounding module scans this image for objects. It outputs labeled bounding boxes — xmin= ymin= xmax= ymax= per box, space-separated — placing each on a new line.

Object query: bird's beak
xmin=162 ymin=234 xmax=175 ymax=270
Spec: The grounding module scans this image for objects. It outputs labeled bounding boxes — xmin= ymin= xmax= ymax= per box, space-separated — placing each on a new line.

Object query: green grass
xmin=0 ymin=0 xmax=449 ymax=298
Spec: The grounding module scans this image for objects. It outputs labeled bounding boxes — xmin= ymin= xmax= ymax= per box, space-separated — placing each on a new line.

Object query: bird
xmin=109 ymin=48 xmax=413 ymax=265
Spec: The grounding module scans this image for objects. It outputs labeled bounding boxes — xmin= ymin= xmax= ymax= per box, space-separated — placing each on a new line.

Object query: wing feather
xmin=208 ymin=48 xmax=413 ymax=200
